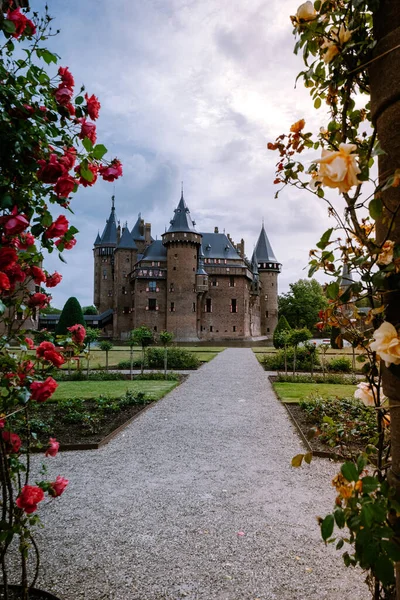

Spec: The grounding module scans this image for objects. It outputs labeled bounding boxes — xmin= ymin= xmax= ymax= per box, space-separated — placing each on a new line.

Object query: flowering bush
xmin=0 ymin=5 xmax=122 ymax=599
xmin=271 ymin=1 xmax=400 ymax=597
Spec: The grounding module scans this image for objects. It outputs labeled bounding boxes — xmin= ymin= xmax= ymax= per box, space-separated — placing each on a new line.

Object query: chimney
xmin=117 ymin=221 xmax=121 ymax=244
xmin=145 ymin=222 xmax=152 ymax=244
xmin=214 ymin=226 xmax=219 ymax=234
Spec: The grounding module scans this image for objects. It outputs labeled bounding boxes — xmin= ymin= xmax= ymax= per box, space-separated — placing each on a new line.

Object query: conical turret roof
xmin=100 ymin=197 xmax=117 ymax=245
xmin=255 ymin=223 xmax=278 ymax=263
xmin=94 ymin=232 xmax=101 ymax=246
xmin=118 ymin=224 xmax=137 ymax=249
xmin=251 ymin=249 xmax=259 ymax=275
xmin=131 ymin=213 xmax=145 ymax=241
xmin=167 ymin=191 xmax=197 ymax=233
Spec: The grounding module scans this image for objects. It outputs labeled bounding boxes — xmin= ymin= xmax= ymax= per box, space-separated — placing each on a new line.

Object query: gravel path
xmin=31 ymin=348 xmax=366 ymax=599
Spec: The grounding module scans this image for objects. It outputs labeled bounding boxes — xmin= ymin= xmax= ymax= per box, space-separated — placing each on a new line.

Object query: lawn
xmin=273 ymin=382 xmax=357 ymax=403
xmin=51 ymin=379 xmax=178 ymax=401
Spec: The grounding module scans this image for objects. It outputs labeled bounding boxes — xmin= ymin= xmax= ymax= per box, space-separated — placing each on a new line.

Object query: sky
xmin=30 ymin=0 xmax=340 ymax=309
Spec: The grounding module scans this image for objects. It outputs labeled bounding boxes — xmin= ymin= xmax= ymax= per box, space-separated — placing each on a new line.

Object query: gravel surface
xmin=27 ymin=349 xmax=366 ymax=599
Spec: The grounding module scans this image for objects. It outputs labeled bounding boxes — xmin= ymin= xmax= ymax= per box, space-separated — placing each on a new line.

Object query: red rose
xmin=54 ymin=174 xmax=77 ymax=198
xmin=6 ymin=8 xmax=36 ymax=38
xmin=78 ymin=118 xmax=97 ymax=145
xmin=30 ymin=377 xmax=58 ymax=402
xmin=75 ymin=163 xmax=98 ymax=187
xmin=37 ymin=153 xmax=66 ymax=183
xmin=46 ymin=271 xmax=62 ymax=288
xmin=99 ymin=159 xmax=123 ymax=182
xmin=15 ymin=232 xmax=35 ymax=250
xmin=0 ymin=247 xmax=18 ymax=270
xmin=25 ymin=337 xmax=35 ymax=349
xmin=29 ymin=265 xmax=46 ymax=285
xmin=27 ymin=293 xmax=51 ymax=309
xmin=55 ymin=86 xmax=74 ymax=107
xmin=36 ymin=341 xmax=56 ymax=358
xmin=66 ymin=103 xmax=76 ymax=117
xmin=59 ymin=147 xmax=77 ymax=171
xmin=16 ymin=485 xmax=44 ymax=514
xmin=2 ymin=431 xmax=22 ymax=454
xmin=0 ymin=420 xmax=4 ymax=429
xmin=0 ymin=207 xmax=30 ymax=235
xmin=5 ymin=262 xmax=26 ymax=285
xmin=0 ymin=272 xmax=11 ymax=292
xmin=45 ymin=438 xmax=60 ymax=458
xmin=58 ymin=66 xmax=74 ymax=90
xmin=85 ymin=93 xmax=101 ymax=120
xmin=49 ymin=476 xmax=68 ymax=497
xmin=43 ymin=350 xmax=65 ymax=368
xmin=45 ymin=215 xmax=69 ymax=239
xmin=55 ymin=237 xmax=76 ymax=250
xmin=68 ymin=324 xmax=86 ymax=344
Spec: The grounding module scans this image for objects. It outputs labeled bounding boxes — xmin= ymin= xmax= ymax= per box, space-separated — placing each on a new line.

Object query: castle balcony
xmin=129 ymin=267 xmax=166 ymax=282
xmin=196 ymin=283 xmax=209 ymax=293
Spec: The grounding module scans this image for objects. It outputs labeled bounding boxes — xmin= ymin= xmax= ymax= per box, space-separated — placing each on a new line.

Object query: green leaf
xmin=314 ymin=97 xmax=322 ymax=109
xmin=58 ymin=252 xmax=67 ymax=264
xmin=321 ymin=514 xmax=334 ymax=541
xmin=0 ymin=194 xmax=13 ymax=209
xmin=75 ymin=96 xmax=84 ymax=105
xmin=361 ymin=503 xmax=375 ymax=528
xmin=291 ymin=454 xmax=304 ymax=467
xmin=82 ymin=137 xmax=93 ymax=152
xmin=341 ymin=462 xmax=359 ymax=482
xmin=3 ymin=20 xmax=16 ymax=34
xmin=36 ymin=48 xmax=58 ymax=65
xmin=317 ymin=187 xmax=324 ymax=198
xmin=382 ymin=540 xmax=400 ymax=562
xmin=93 ymin=144 xmax=108 ymax=160
xmin=361 ymin=476 xmax=379 ymax=494
xmin=326 ymin=282 xmax=340 ymax=301
xmin=336 ymin=539 xmax=344 ymax=550
xmin=375 ymin=555 xmax=395 ymax=586
xmin=334 ymin=509 xmax=345 ymax=528
xmin=316 ymin=227 xmax=333 ymax=250
xmin=80 ymin=166 xmax=94 ymax=183
xmin=369 ymin=198 xmax=383 ymax=220
xmin=69 ymin=226 xmax=79 ymax=235
xmin=304 ymin=452 xmax=313 ymax=464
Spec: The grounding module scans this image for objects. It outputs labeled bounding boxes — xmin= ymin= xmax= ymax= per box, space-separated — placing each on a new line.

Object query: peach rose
xmin=354 ymin=382 xmax=383 ymax=407
xmin=377 ymin=240 xmax=395 ymax=266
xmin=369 ymin=321 xmax=400 ymax=367
xmin=296 ymin=2 xmax=317 ymax=22
xmin=321 ymin=25 xmax=352 ymax=64
xmin=313 ymin=143 xmax=360 ymax=194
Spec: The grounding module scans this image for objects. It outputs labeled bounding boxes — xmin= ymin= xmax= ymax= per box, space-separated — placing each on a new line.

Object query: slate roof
xmin=118 ymin=226 xmax=137 ymax=250
xmin=100 ymin=204 xmax=117 ymax=245
xmin=94 ymin=232 xmax=101 ymax=246
xmin=131 ymin=214 xmax=145 ymax=241
xmin=140 ymin=240 xmax=167 ymax=261
xmin=200 ymin=233 xmax=242 ymax=261
xmin=168 ymin=193 xmax=197 ymax=233
xmin=254 ymin=224 xmax=278 ymax=263
xmin=251 ymin=249 xmax=259 ymax=275
xmin=340 ymin=264 xmax=354 ymax=288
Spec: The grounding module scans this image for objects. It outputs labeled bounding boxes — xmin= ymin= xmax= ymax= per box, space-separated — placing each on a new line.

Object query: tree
xmin=278 ymin=279 xmax=327 ymax=330
xmin=130 ymin=326 xmax=153 ymax=375
xmin=289 ymin=328 xmax=311 ymax=376
xmin=39 ymin=305 xmax=61 ymax=315
xmin=99 ymin=340 xmax=113 ymax=371
xmin=159 ymin=330 xmax=174 ymax=378
xmin=55 ymin=297 xmax=85 ymax=337
xmin=85 ymin=327 xmax=99 ymax=376
xmin=273 ymin=315 xmax=292 ymax=349
xmin=82 ymin=305 xmax=97 ymax=315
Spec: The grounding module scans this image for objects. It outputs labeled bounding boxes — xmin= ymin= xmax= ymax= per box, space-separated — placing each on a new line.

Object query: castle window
xmin=210 ymin=326 xmax=213 ymax=332
xmin=170 ymin=302 xmax=175 ymax=312
xmin=266 ymin=311 xmax=269 ymax=318
xmin=267 ymin=327 xmax=270 ymax=333
xmin=183 ymin=233 xmax=187 ymax=237
xmin=265 ymin=295 xmax=268 ymax=300
xmin=123 ymin=307 xmax=130 ymax=315
xmin=108 ymin=290 xmax=113 ymax=297
xmin=205 ymin=298 xmax=212 ymax=313
xmin=154 ymin=325 xmax=157 ymax=332
xmin=174 ymin=254 xmax=178 ymax=258
xmin=173 ymin=266 xmax=176 ymax=270
xmin=192 ymin=302 xmax=196 ymax=312
xmin=211 ymin=279 xmax=218 ymax=287
xmin=151 ymin=262 xmax=155 ymax=267
xmin=271 ymin=282 xmax=274 ymax=287
xmin=230 ymin=299 xmax=237 ymax=313
xmin=233 ymin=326 xmax=236 ymax=332
xmin=35 ymin=285 xmax=40 ymax=293
xmin=126 ymin=257 xmax=130 ymax=263
xmin=169 ymin=283 xmax=174 ymax=292
xmin=122 ymin=286 xmax=127 ymax=295
xmin=148 ymin=298 xmax=157 ymax=311
xmin=149 ymin=281 xmax=157 ymax=292
xmin=229 ymin=276 xmax=235 ymax=287
xmin=103 ymin=269 xmax=107 ymax=280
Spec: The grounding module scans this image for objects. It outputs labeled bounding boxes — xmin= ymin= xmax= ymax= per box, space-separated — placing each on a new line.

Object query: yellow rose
xmin=296 ymin=1 xmax=317 ymax=21
xmin=313 ymin=143 xmax=361 ymax=194
xmin=377 ymin=240 xmax=395 ymax=266
xmin=321 ymin=25 xmax=351 ymax=64
xmin=369 ymin=321 xmax=400 ymax=367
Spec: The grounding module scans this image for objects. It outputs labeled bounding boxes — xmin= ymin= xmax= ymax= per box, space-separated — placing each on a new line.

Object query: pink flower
xmin=55 ymin=86 xmax=74 ymax=107
xmin=30 ymin=377 xmax=58 ymax=402
xmin=49 ymin=476 xmax=68 ymax=497
xmin=58 ymin=67 xmax=74 ymax=90
xmin=45 ymin=437 xmax=60 ymax=458
xmin=45 ymin=215 xmax=69 ymax=239
xmin=99 ymin=159 xmax=123 ymax=182
xmin=46 ymin=271 xmax=62 ymax=288
xmin=85 ymin=93 xmax=101 ymax=120
xmin=25 ymin=337 xmax=35 ymax=349
xmin=6 ymin=8 xmax=36 ymax=38
xmin=59 ymin=147 xmax=77 ymax=171
xmin=15 ymin=232 xmax=35 ymax=250
xmin=68 ymin=324 xmax=86 ymax=344
xmin=78 ymin=118 xmax=97 ymax=145
xmin=55 ymin=237 xmax=76 ymax=250
xmin=16 ymin=485 xmax=44 ymax=514
xmin=2 ymin=431 xmax=22 ymax=454
xmin=0 ymin=207 xmax=30 ymax=235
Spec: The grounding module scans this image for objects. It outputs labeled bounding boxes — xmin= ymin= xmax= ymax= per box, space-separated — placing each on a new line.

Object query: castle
xmin=93 ymin=192 xmax=281 ymax=341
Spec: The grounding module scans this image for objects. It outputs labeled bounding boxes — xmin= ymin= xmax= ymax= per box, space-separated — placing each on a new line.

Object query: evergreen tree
xmin=273 ymin=315 xmax=292 ymax=349
xmin=55 ymin=297 xmax=85 ymax=336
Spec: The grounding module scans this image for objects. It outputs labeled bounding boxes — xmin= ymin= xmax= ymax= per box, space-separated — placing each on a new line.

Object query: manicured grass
xmin=51 ymin=380 xmax=178 ymax=401
xmin=273 ymin=382 xmax=357 ymax=403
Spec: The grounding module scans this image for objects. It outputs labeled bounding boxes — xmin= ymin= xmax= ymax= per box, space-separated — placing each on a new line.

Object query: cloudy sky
xmin=31 ymin=0 xmax=338 ymax=309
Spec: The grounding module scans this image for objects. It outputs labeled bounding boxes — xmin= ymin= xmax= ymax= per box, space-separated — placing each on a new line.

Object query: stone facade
xmin=93 ymin=194 xmax=281 ymax=341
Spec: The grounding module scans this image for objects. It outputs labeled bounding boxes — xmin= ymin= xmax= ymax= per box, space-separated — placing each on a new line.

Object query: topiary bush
xmin=326 ymin=356 xmax=352 ymax=373
xmin=55 ymin=297 xmax=86 ymax=336
xmin=273 ymin=315 xmax=292 ymax=349
xmin=261 ymin=346 xmax=320 ymax=371
xmin=146 ymin=347 xmax=200 ymax=370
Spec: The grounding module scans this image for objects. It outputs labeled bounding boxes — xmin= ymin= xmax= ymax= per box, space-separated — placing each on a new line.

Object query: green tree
xmin=85 ymin=327 xmax=99 ymax=376
xmin=273 ymin=315 xmax=292 ymax=349
xmin=278 ymin=279 xmax=327 ymax=331
xmin=289 ymin=328 xmax=312 ymax=375
xmin=159 ymin=330 xmax=174 ymax=378
xmin=274 ymin=329 xmax=292 ymax=375
xmin=55 ymin=297 xmax=85 ymax=336
xmin=130 ymin=326 xmax=153 ymax=374
xmin=39 ymin=305 xmax=61 ymax=315
xmin=82 ymin=305 xmax=98 ymax=315
xmin=99 ymin=340 xmax=113 ymax=371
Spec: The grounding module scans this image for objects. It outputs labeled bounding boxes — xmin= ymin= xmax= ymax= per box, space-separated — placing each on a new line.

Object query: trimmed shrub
xmin=55 ymin=371 xmax=125 ymax=382
xmin=261 ymin=346 xmax=320 ymax=371
xmin=55 ymin=297 xmax=85 ymax=336
xmin=147 ymin=347 xmax=200 ymax=370
xmin=327 ymin=356 xmax=352 ymax=373
xmin=273 ymin=315 xmax=292 ymax=349
xmin=275 ymin=373 xmax=358 ymax=385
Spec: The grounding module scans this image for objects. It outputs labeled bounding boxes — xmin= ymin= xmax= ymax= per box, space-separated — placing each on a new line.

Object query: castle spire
xmin=167 ymin=188 xmax=197 ymax=233
xmin=99 ymin=196 xmax=117 ymax=245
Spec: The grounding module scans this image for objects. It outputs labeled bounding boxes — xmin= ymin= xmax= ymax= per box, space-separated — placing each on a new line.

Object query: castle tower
xmin=162 ymin=191 xmax=202 ymax=341
xmin=254 ymin=223 xmax=281 ymax=336
xmin=113 ymin=223 xmax=138 ymax=338
xmin=93 ymin=196 xmax=117 ymax=314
